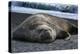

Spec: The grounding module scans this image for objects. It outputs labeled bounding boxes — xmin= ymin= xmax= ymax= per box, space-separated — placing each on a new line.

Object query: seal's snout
xmin=38 ymin=29 xmax=52 ymax=40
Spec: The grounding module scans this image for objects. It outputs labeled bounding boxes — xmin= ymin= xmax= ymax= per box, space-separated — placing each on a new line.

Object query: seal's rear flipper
xmin=69 ymin=25 xmax=78 ymax=35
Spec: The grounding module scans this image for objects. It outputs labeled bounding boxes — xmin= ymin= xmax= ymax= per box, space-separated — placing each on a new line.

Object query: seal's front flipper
xmin=64 ymin=32 xmax=71 ymax=40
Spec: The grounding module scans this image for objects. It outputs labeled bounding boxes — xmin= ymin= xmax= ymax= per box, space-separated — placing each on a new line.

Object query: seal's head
xmin=26 ymin=23 xmax=57 ymax=43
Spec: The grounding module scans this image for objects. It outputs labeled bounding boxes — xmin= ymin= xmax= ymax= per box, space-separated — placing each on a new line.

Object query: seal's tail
xmin=69 ymin=23 xmax=78 ymax=35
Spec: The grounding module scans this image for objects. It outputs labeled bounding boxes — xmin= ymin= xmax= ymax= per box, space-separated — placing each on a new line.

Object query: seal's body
xmin=12 ymin=13 xmax=77 ymax=43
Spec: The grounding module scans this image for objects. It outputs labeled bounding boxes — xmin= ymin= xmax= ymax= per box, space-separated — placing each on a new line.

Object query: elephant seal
xmin=12 ymin=13 xmax=77 ymax=43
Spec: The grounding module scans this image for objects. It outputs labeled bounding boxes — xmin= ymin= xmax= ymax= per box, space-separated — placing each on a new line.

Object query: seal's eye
xmin=29 ymin=24 xmax=37 ymax=30
xmin=38 ymin=29 xmax=47 ymax=33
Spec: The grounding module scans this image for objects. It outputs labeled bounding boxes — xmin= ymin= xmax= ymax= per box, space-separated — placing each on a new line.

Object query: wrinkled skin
xmin=12 ymin=13 xmax=77 ymax=43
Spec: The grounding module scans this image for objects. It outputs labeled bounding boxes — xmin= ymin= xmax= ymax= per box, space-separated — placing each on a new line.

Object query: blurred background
xmin=9 ymin=1 xmax=78 ymax=20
